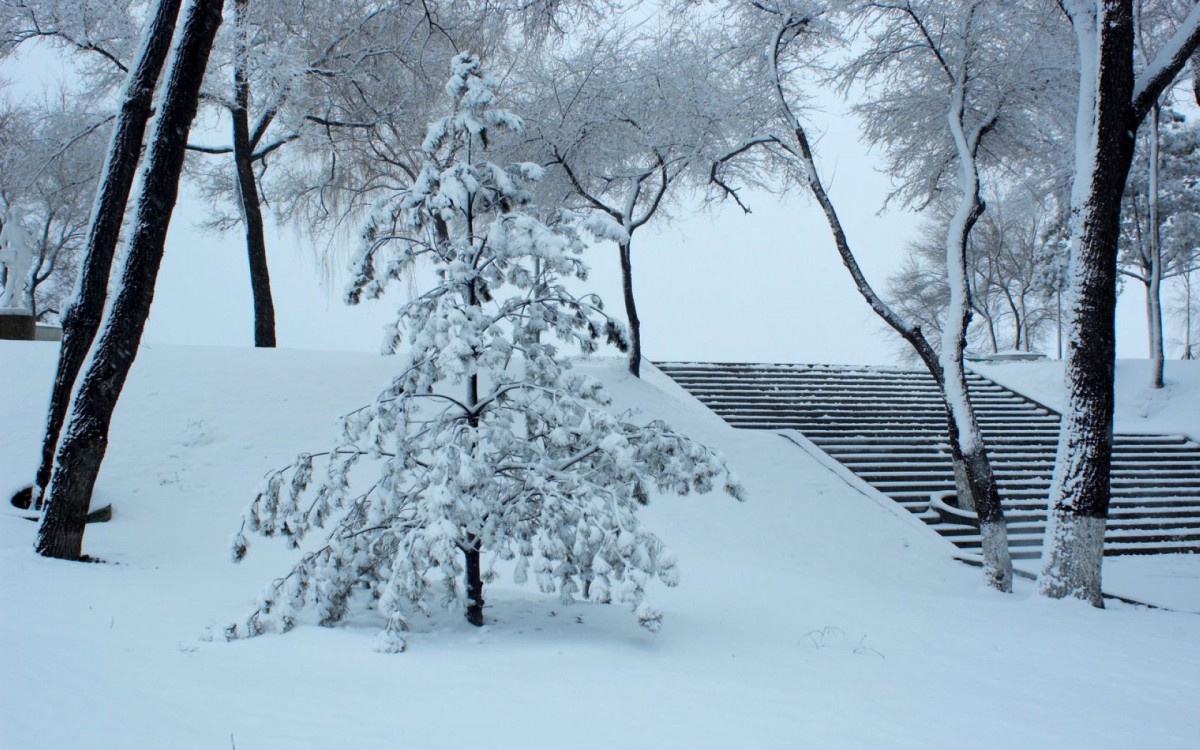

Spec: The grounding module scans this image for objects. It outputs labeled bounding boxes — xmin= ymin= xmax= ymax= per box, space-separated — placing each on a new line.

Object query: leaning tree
xmin=36 ymin=0 xmax=225 ymax=560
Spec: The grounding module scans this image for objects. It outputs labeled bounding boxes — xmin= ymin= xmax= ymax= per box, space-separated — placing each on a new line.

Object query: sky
xmin=1 ymin=30 xmax=1174 ymax=368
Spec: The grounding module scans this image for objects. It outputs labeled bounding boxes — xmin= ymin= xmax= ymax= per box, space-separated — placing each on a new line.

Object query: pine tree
xmin=229 ymin=54 xmax=743 ymax=652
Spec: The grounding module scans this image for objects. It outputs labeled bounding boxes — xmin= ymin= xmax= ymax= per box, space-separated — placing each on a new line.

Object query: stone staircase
xmin=656 ymin=362 xmax=1200 ymax=560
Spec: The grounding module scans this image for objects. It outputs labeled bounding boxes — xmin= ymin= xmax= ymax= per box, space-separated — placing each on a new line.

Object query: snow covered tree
xmin=0 ymin=100 xmax=108 ymax=324
xmin=186 ymin=0 xmax=455 ymax=347
xmin=710 ymin=0 xmax=1080 ymax=591
xmin=520 ymin=11 xmax=779 ymax=377
xmin=228 ymin=54 xmax=743 ymax=651
xmin=263 ymin=2 xmax=608 ymax=248
xmin=1038 ymin=0 xmax=1200 ymax=605
xmin=1170 ymin=263 xmax=1199 ymax=357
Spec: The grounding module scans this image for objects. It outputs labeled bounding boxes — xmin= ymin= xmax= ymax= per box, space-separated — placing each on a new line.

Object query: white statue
xmin=0 ymin=208 xmax=34 ymax=312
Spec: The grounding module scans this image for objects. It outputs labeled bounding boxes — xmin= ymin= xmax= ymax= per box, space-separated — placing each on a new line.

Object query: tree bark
xmin=1192 ymin=48 xmax=1200 ymax=106
xmin=25 ymin=0 xmax=183 ymax=509
xmin=232 ymin=0 xmax=276 ymax=348
xmin=35 ymin=0 xmax=225 ymax=560
xmin=619 ymin=241 xmax=641 ymax=377
xmin=1039 ymin=2 xmax=1138 ymax=605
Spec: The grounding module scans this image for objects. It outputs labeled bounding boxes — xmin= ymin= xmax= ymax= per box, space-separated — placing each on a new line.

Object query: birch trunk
xmin=1146 ymin=104 xmax=1164 ymax=388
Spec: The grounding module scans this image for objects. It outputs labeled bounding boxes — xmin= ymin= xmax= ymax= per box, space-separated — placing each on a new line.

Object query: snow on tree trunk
xmin=1146 ymin=103 xmax=1165 ymax=389
xmin=25 ymin=0 xmax=183 ymax=510
xmin=232 ymin=0 xmax=276 ymax=349
xmin=1039 ymin=3 xmax=1137 ymax=606
xmin=941 ymin=82 xmax=1013 ymax=592
xmin=763 ymin=8 xmax=1013 ymax=590
xmin=229 ymin=55 xmax=739 ymax=650
xmin=780 ymin=75 xmax=1012 ymax=590
xmin=1040 ymin=1 xmax=1200 ymax=604
xmin=35 ymin=0 xmax=224 ymax=560
xmin=1192 ymin=48 xmax=1200 ymax=106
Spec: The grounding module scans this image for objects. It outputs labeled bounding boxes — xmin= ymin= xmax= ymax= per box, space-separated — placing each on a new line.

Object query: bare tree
xmin=186 ymin=0 xmax=439 ymax=347
xmin=1119 ymin=106 xmax=1200 ymax=385
xmin=887 ymin=191 xmax=1062 ymax=356
xmin=714 ymin=0 xmax=1075 ymax=591
xmin=0 ymin=100 xmax=106 ymax=323
xmin=521 ymin=12 xmax=778 ymax=376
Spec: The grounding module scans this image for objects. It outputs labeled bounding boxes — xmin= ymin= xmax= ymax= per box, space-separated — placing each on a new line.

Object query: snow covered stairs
xmin=655 ymin=362 xmax=1200 ymax=560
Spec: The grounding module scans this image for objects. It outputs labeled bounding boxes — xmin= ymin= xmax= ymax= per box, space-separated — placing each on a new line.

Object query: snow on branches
xmin=229 ymin=54 xmax=743 ymax=652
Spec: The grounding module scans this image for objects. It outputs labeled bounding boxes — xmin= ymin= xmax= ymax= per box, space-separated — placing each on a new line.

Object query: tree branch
xmin=1133 ymin=5 xmax=1200 ymax=121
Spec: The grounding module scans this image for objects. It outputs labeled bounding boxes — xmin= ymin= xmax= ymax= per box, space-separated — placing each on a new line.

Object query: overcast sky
xmin=3 ymin=37 xmax=1167 ymax=368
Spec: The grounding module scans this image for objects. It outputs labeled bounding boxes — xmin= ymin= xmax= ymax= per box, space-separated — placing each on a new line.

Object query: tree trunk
xmin=232 ymin=0 xmax=276 ymax=348
xmin=790 ymin=123 xmax=1011 ymax=591
xmin=463 ymin=253 xmax=485 ymax=626
xmin=1146 ymin=103 xmax=1164 ymax=389
xmin=940 ymin=97 xmax=1012 ymax=592
xmin=1039 ymin=3 xmax=1138 ymax=606
xmin=1192 ymin=48 xmax=1200 ymax=106
xmin=1185 ymin=270 xmax=1195 ymax=359
xmin=35 ymin=0 xmax=225 ymax=560
xmin=25 ymin=0 xmax=182 ymax=509
xmin=464 ymin=536 xmax=484 ymax=627
xmin=619 ymin=241 xmax=641 ymax=377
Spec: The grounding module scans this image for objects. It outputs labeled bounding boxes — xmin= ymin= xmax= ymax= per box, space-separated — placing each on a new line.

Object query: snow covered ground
xmin=971 ymin=358 xmax=1200 ymax=438
xmin=2 ymin=342 xmax=1198 ymax=749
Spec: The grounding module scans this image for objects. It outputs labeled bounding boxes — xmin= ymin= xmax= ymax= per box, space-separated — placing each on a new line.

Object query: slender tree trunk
xmin=941 ymin=100 xmax=1012 ymax=592
xmin=619 ymin=241 xmax=641 ymax=377
xmin=22 ymin=0 xmax=182 ymax=510
xmin=1056 ymin=287 xmax=1063 ymax=359
xmin=1185 ymin=270 xmax=1195 ymax=359
xmin=35 ymin=0 xmax=225 ymax=560
xmin=1146 ymin=103 xmax=1164 ymax=388
xmin=1039 ymin=3 xmax=1138 ymax=606
xmin=232 ymin=0 xmax=276 ymax=348
xmin=464 ymin=535 xmax=484 ymax=627
xmin=462 ymin=225 xmax=485 ymax=626
xmin=791 ymin=123 xmax=1011 ymax=591
xmin=984 ymin=313 xmax=999 ymax=353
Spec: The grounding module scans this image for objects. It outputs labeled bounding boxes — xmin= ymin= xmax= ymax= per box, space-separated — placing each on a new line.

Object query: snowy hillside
xmin=2 ymin=342 xmax=1198 ymax=749
xmin=971 ymin=359 xmax=1200 ymax=438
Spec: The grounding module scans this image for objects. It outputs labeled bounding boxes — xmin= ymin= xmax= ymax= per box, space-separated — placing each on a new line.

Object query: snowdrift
xmin=1 ymin=342 xmax=1197 ymax=749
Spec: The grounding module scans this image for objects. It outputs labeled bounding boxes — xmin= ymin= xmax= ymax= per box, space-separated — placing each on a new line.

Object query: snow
xmin=2 ymin=342 xmax=1199 ymax=749
xmin=970 ymin=358 xmax=1200 ymax=438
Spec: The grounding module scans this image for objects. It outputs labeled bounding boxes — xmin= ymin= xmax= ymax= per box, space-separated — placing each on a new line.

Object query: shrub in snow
xmin=228 ymin=54 xmax=742 ymax=651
